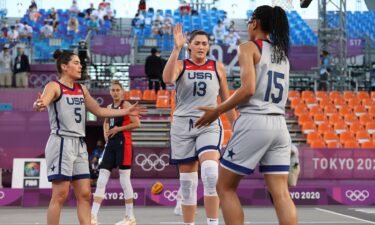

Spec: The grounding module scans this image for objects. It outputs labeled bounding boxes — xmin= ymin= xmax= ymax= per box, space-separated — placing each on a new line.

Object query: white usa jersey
xmin=237 ymin=40 xmax=289 ymax=115
xmin=47 ymin=81 xmax=86 ymax=137
xmin=173 ymin=59 xmax=220 ymax=117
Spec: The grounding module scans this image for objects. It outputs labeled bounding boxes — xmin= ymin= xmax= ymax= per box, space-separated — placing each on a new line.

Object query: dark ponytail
xmin=53 ymin=49 xmax=76 ymax=74
xmin=252 ymin=5 xmax=289 ymax=64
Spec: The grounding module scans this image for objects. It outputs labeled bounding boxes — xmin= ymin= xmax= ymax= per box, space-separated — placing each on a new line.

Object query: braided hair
xmin=251 ymin=5 xmax=289 ymax=64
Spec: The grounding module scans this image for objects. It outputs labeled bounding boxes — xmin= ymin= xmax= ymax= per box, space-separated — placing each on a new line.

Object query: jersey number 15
xmin=264 ymin=71 xmax=284 ymax=104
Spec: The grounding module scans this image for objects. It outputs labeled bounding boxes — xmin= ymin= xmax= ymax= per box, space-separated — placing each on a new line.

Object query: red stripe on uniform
xmin=185 ymin=59 xmax=215 ymax=71
xmin=121 ymin=114 xmax=132 ymax=166
xmin=255 ymin=39 xmax=263 ymax=49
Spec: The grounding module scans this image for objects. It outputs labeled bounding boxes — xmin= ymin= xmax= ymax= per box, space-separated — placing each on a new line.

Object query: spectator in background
xmin=105 ymin=3 xmax=114 ymax=21
xmin=13 ymin=46 xmax=30 ymax=88
xmin=224 ymin=28 xmax=240 ymax=47
xmin=132 ymin=13 xmax=144 ymax=29
xmin=15 ymin=19 xmax=24 ymax=33
xmin=145 ymin=48 xmax=166 ymax=92
xmin=69 ymin=0 xmax=80 ymax=15
xmin=87 ymin=16 xmax=100 ymax=32
xmin=179 ymin=0 xmax=191 ymax=15
xmin=97 ymin=4 xmax=108 ymax=24
xmin=222 ymin=15 xmax=231 ymax=30
xmin=153 ymin=9 xmax=164 ymax=22
xmin=67 ymin=17 xmax=80 ymax=34
xmin=48 ymin=7 xmax=59 ymax=32
xmin=40 ymin=21 xmax=54 ymax=38
xmin=20 ymin=21 xmax=33 ymax=44
xmin=98 ymin=0 xmax=109 ymax=10
xmin=91 ymin=140 xmax=105 ymax=162
xmin=151 ymin=20 xmax=163 ymax=36
xmin=8 ymin=26 xmax=19 ymax=43
xmin=213 ymin=20 xmax=226 ymax=44
xmin=319 ymin=50 xmax=331 ymax=90
xmin=0 ymin=44 xmax=13 ymax=88
xmin=1 ymin=22 xmax=8 ymax=37
xmin=163 ymin=14 xmax=174 ymax=35
xmin=138 ymin=0 xmax=146 ymax=13
xmin=28 ymin=0 xmax=37 ymax=12
xmin=85 ymin=2 xmax=95 ymax=19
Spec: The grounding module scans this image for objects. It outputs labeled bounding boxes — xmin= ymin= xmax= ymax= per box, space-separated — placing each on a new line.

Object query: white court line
xmin=315 ymin=207 xmax=375 ymax=224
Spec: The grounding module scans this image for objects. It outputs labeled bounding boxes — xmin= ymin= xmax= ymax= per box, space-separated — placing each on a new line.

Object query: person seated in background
xmin=138 ymin=0 xmax=146 ymax=13
xmin=151 ymin=20 xmax=163 ymax=36
xmin=179 ymin=0 xmax=191 ymax=15
xmin=8 ymin=26 xmax=19 ymax=42
xmin=1 ymin=23 xmax=9 ymax=38
xmin=87 ymin=15 xmax=100 ymax=32
xmin=48 ymin=7 xmax=59 ymax=32
xmin=15 ymin=19 xmax=24 ymax=33
xmin=104 ymin=2 xmax=114 ymax=21
xmin=213 ymin=20 xmax=226 ymax=44
xmin=85 ymin=2 xmax=96 ymax=19
xmin=224 ymin=28 xmax=240 ymax=47
xmin=40 ymin=21 xmax=54 ymax=38
xmin=98 ymin=0 xmax=109 ymax=10
xmin=69 ymin=0 xmax=80 ymax=15
xmin=67 ymin=16 xmax=80 ymax=34
xmin=28 ymin=0 xmax=37 ymax=12
xmin=163 ymin=14 xmax=174 ymax=35
xmin=20 ymin=21 xmax=33 ymax=43
xmin=153 ymin=9 xmax=164 ymax=23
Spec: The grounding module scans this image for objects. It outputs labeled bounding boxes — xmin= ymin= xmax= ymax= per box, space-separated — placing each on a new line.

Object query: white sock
xmin=125 ymin=203 xmax=134 ymax=218
xmin=184 ymin=223 xmax=194 ymax=225
xmin=91 ymin=202 xmax=101 ymax=218
xmin=207 ymin=218 xmax=219 ymax=225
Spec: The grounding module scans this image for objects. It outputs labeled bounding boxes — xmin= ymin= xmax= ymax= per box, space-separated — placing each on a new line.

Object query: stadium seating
xmin=290 ymin=90 xmax=375 ymax=148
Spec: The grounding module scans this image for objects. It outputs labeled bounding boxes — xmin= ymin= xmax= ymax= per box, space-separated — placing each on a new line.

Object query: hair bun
xmin=53 ymin=49 xmax=63 ymax=60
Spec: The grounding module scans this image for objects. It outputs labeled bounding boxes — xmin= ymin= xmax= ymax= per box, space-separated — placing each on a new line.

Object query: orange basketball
xmin=151 ymin=181 xmax=164 ymax=195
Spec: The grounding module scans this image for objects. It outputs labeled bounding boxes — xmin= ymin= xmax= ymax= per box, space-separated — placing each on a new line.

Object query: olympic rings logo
xmin=29 ymin=73 xmax=58 ymax=88
xmin=163 ymin=190 xmax=178 ymax=202
xmin=0 ymin=191 xmax=4 ymax=200
xmin=345 ymin=190 xmax=370 ymax=201
xmin=135 ymin=153 xmax=170 ymax=171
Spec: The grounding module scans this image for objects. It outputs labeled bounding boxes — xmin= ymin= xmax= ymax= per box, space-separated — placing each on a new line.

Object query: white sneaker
xmin=91 ymin=214 xmax=98 ymax=225
xmin=115 ymin=216 xmax=136 ymax=225
xmin=174 ymin=204 xmax=183 ymax=216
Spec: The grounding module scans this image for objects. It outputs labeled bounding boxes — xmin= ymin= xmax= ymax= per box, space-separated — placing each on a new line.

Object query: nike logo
xmin=186 ymin=66 xmax=193 ymax=69
xmin=62 ymin=89 xmax=68 ymax=92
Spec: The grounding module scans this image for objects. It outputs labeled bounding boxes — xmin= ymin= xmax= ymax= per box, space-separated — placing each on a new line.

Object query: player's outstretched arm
xmin=162 ymin=23 xmax=186 ymax=84
xmin=32 ymin=82 xmax=60 ymax=112
xmin=82 ymin=85 xmax=146 ymax=118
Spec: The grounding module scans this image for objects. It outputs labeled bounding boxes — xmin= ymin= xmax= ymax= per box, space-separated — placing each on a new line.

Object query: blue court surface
xmin=1 ymin=206 xmax=374 ymax=224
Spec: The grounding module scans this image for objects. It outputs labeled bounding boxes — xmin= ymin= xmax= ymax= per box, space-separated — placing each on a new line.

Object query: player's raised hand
xmin=33 ymin=92 xmax=47 ymax=112
xmin=195 ymin=106 xmax=220 ymax=128
xmin=173 ymin=23 xmax=187 ymax=50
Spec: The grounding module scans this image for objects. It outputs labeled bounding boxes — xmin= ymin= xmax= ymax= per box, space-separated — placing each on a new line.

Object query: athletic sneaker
xmin=174 ymin=203 xmax=183 ymax=216
xmin=91 ymin=214 xmax=98 ymax=225
xmin=115 ymin=216 xmax=136 ymax=225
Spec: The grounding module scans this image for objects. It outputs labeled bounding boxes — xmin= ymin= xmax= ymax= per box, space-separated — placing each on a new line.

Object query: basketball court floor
xmin=1 ymin=206 xmax=374 ymax=224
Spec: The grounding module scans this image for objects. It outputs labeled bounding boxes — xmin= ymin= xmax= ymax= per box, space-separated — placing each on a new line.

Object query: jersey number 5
xmin=74 ymin=108 xmax=82 ymax=123
xmin=264 ymin=71 xmax=284 ymax=104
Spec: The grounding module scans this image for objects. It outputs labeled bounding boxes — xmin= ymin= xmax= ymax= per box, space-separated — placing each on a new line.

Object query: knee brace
xmin=93 ymin=169 xmax=111 ymax=198
xmin=119 ymin=169 xmax=134 ymax=200
xmin=201 ymin=160 xmax=218 ymax=196
xmin=179 ymin=172 xmax=198 ymax=206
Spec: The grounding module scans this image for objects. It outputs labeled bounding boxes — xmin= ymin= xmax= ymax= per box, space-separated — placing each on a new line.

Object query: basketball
xmin=151 ymin=181 xmax=164 ymax=195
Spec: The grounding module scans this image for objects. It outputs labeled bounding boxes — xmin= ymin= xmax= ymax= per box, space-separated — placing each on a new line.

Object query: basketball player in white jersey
xmin=163 ymin=25 xmax=236 ymax=225
xmin=33 ymin=50 xmax=143 ymax=225
xmin=196 ymin=5 xmax=297 ymax=225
